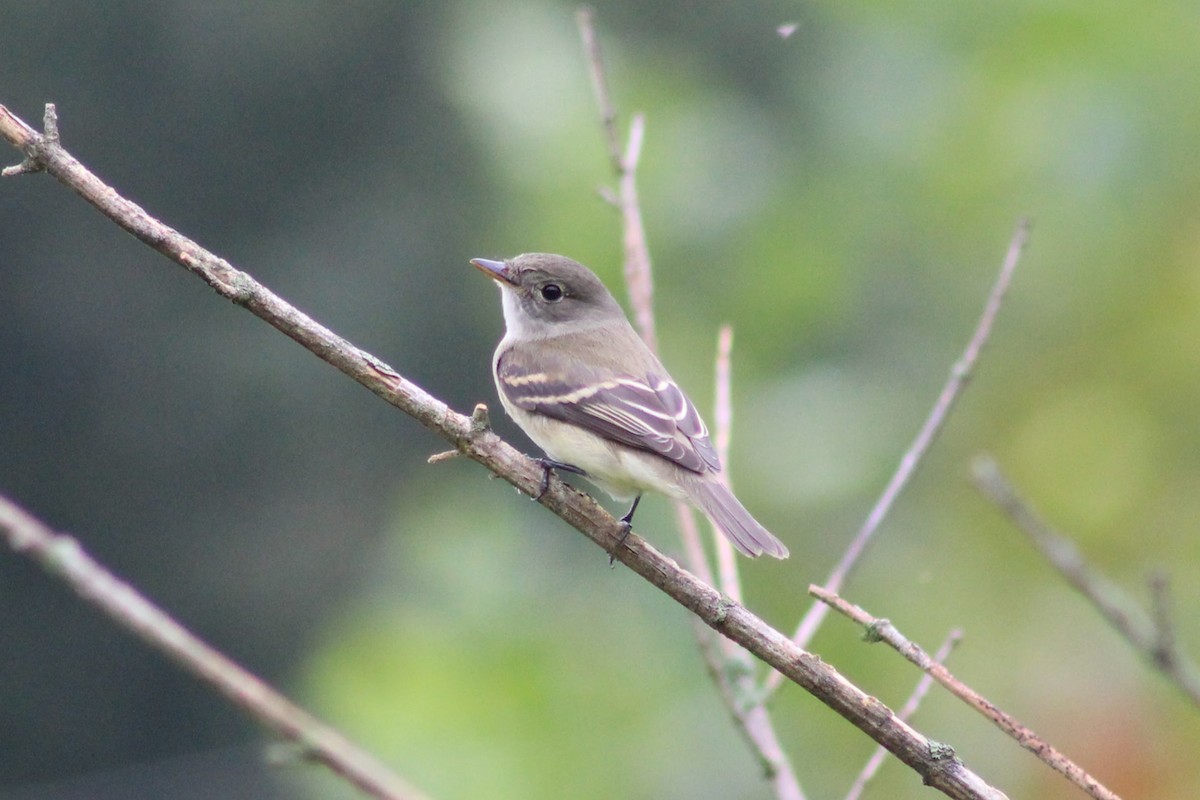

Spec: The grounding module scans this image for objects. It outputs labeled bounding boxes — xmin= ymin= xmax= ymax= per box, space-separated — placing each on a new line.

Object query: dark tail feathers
xmin=686 ymin=476 xmax=789 ymax=559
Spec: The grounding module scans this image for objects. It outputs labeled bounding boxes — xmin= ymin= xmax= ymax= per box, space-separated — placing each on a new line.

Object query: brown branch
xmin=811 ymin=586 xmax=1122 ymax=800
xmin=767 ymin=218 xmax=1029 ymax=696
xmin=845 ymin=630 xmax=962 ymax=800
xmin=0 ymin=494 xmax=432 ymax=800
xmin=1 ymin=102 xmax=1008 ymax=800
xmin=971 ymin=456 xmax=1200 ymax=710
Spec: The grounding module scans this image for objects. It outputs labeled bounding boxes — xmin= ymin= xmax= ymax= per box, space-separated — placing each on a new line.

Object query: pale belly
xmin=505 ymin=401 xmax=689 ymax=504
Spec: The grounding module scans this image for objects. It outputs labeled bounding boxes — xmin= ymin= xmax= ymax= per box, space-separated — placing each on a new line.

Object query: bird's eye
xmin=540 ymin=283 xmax=564 ymax=302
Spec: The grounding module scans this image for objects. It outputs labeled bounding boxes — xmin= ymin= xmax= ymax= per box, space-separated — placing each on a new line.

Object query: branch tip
xmin=470 ymin=403 xmax=492 ymax=435
xmin=43 ymin=103 xmax=60 ymax=144
xmin=2 ymin=158 xmax=40 ymax=176
xmin=969 ymin=453 xmax=999 ymax=484
xmin=575 ymin=5 xmax=621 ymax=171
xmin=822 ymin=589 xmax=1121 ymax=800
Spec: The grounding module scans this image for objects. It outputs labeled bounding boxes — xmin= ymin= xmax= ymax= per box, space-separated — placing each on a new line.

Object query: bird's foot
xmin=532 ymin=457 xmax=587 ymax=501
xmin=609 ymin=495 xmax=642 ymax=567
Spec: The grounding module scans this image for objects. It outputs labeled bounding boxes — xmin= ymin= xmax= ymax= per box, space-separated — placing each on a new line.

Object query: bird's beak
xmin=470 ymin=257 xmax=517 ymax=286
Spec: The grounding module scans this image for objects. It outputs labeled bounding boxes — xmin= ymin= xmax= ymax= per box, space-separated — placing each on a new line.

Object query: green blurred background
xmin=2 ymin=2 xmax=1199 ymax=798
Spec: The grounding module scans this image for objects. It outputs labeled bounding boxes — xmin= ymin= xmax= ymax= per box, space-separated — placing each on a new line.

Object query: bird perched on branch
xmin=472 ymin=252 xmax=788 ymax=560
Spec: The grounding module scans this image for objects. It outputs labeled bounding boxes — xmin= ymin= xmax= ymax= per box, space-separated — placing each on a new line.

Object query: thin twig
xmin=576 ymin=8 xmax=657 ymax=352
xmin=766 ymin=219 xmax=1030 ymax=696
xmin=616 ymin=114 xmax=657 ymax=351
xmin=812 ymin=586 xmax=1122 ymax=800
xmin=710 ymin=325 xmax=801 ymax=799
xmin=713 ymin=324 xmax=743 ymax=605
xmin=576 ymin=9 xmax=696 ymax=580
xmin=575 ymin=6 xmax=621 ymax=172
xmin=971 ymin=456 xmax=1200 ymax=709
xmin=845 ymin=630 xmax=962 ymax=800
xmin=674 ymin=502 xmax=715 ymax=588
xmin=1147 ymin=570 xmax=1178 ymax=671
xmin=0 ymin=494 xmax=431 ymax=800
xmin=573 ymin=14 xmax=804 ymax=798
xmin=1 ymin=101 xmax=1007 ymax=800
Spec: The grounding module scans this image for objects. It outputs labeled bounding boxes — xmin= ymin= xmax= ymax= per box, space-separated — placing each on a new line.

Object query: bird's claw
xmin=532 ymin=457 xmax=587 ymax=501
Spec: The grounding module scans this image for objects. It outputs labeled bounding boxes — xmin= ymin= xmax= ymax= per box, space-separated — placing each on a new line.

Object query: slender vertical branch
xmin=576 ymin=6 xmax=622 ymax=172
xmin=576 ymin=8 xmax=657 ymax=352
xmin=674 ymin=502 xmax=715 ymax=587
xmin=766 ymin=219 xmax=1029 ymax=696
xmin=616 ymin=114 xmax=657 ymax=351
xmin=711 ymin=325 xmax=801 ymax=798
xmin=971 ymin=456 xmax=1200 ymax=709
xmin=576 ymin=11 xmax=689 ymax=575
xmin=574 ymin=14 xmax=801 ymax=798
xmin=713 ymin=324 xmax=743 ymax=604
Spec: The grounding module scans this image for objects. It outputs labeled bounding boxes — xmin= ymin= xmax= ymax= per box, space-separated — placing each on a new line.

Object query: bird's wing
xmin=497 ymin=351 xmax=721 ymax=475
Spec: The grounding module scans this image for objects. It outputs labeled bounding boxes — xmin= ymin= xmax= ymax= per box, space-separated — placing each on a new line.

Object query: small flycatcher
xmin=472 ymin=253 xmax=788 ymax=559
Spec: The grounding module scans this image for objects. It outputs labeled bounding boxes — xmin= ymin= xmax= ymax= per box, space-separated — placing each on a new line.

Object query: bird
xmin=471 ymin=252 xmax=788 ymax=559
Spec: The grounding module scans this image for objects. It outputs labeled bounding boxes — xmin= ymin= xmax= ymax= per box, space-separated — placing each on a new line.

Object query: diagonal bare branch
xmin=812 ymin=586 xmax=1121 ymax=800
xmin=844 ymin=630 xmax=963 ymax=800
xmin=1 ymin=101 xmax=1006 ymax=800
xmin=766 ymin=219 xmax=1029 ymax=696
xmin=971 ymin=455 xmax=1200 ymax=710
xmin=0 ymin=494 xmax=432 ymax=800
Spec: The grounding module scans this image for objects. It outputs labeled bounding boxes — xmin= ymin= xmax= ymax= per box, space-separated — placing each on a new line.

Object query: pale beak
xmin=469 ymin=257 xmax=517 ymax=286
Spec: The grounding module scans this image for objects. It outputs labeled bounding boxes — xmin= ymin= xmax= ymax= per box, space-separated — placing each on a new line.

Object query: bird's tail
xmin=685 ymin=476 xmax=789 ymax=559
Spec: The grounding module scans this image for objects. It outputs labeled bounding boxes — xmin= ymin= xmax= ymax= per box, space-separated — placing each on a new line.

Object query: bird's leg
xmin=609 ymin=495 xmax=642 ymax=566
xmin=619 ymin=495 xmax=642 ymax=527
xmin=533 ymin=457 xmax=587 ymax=500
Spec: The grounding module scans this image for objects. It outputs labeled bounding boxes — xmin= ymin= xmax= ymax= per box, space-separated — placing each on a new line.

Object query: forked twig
xmin=812 ymin=586 xmax=1121 ymax=800
xmin=575 ymin=11 xmax=800 ymax=797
